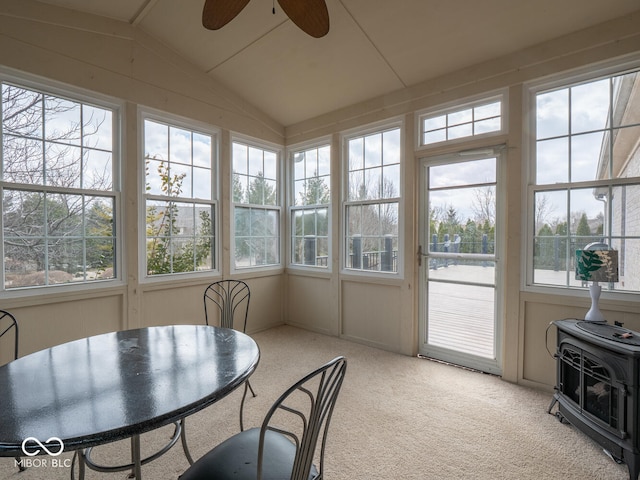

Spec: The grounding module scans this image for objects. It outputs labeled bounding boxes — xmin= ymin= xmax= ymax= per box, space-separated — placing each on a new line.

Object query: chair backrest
xmin=0 ymin=310 xmax=19 ymax=363
xmin=258 ymin=356 xmax=347 ymax=480
xmin=203 ymin=280 xmax=250 ymax=332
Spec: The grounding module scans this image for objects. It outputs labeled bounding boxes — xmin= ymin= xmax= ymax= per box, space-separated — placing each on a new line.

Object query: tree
xmin=299 ymin=172 xmax=329 ymax=206
xmin=594 ymin=212 xmax=604 ymax=235
xmin=472 ymin=186 xmax=495 ymax=226
xmin=232 ymin=172 xmax=245 ymax=203
xmin=345 ymin=171 xmax=399 ymax=270
xmin=234 ymin=172 xmax=278 ymax=265
xmin=86 ymin=198 xmax=114 ymax=276
xmin=293 ymin=173 xmax=330 ymax=264
xmin=247 ymin=172 xmax=276 ymax=205
xmin=146 ymin=159 xmax=212 ymax=275
xmin=463 ymin=219 xmax=480 ymax=254
xmin=555 ymin=222 xmax=567 ymax=236
xmin=438 ymin=206 xmax=461 ymax=238
xmin=576 ymin=213 xmax=591 ymax=240
xmin=534 ymin=224 xmax=554 ymax=268
xmin=534 ymin=193 xmax=556 ymax=234
xmin=2 ymin=84 xmax=114 ymax=285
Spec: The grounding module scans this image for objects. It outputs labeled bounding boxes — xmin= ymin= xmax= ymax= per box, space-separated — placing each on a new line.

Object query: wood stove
xmin=548 ymin=319 xmax=640 ymax=480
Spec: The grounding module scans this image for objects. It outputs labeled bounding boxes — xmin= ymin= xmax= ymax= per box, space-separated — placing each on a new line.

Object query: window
xmin=290 ymin=143 xmax=330 ymax=268
xmin=344 ymin=126 xmax=401 ymax=274
xmin=419 ymin=96 xmax=502 ymax=146
xmin=143 ymin=116 xmax=217 ymax=276
xmin=232 ymin=140 xmax=281 ymax=269
xmin=1 ymin=80 xmax=119 ymax=290
xmin=529 ymin=67 xmax=640 ymax=293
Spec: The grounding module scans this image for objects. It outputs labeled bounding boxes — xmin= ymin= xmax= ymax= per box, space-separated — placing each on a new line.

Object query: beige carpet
xmin=0 ymin=325 xmax=629 ymax=480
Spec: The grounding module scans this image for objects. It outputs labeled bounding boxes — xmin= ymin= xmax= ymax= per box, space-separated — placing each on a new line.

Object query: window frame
xmin=524 ymin=59 xmax=640 ymax=298
xmin=341 ymin=119 xmax=404 ymax=278
xmin=416 ymin=91 xmax=507 ymax=152
xmin=139 ymin=108 xmax=220 ymax=283
xmin=0 ymin=69 xmax=123 ymax=297
xmin=287 ymin=138 xmax=332 ymax=272
xmin=231 ymin=135 xmax=283 ymax=273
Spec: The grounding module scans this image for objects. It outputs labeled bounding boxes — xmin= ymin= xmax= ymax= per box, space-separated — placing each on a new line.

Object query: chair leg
xmin=15 ymin=456 xmax=25 ymax=471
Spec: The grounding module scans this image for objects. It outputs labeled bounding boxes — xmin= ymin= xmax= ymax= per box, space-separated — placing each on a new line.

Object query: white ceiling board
xmin=209 ymin=0 xmax=405 ymax=125
xmin=27 ymin=0 xmax=640 ymax=127
xmin=138 ymin=0 xmax=291 ymax=71
xmin=36 ymin=0 xmax=150 ymax=22
xmin=343 ymin=0 xmax=640 ymax=87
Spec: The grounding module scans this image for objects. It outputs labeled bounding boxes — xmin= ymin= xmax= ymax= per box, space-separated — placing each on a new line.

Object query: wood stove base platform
xmin=549 ymin=394 xmax=639 ymax=479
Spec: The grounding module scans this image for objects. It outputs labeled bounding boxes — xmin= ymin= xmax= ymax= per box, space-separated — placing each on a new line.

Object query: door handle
xmin=417 ymin=245 xmax=423 ymax=266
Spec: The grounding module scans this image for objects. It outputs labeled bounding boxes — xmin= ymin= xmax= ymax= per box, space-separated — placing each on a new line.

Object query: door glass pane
xmin=428 ymin=281 xmax=495 ymax=359
xmin=429 ymin=158 xmax=496 ymax=188
xmin=429 ymin=184 xmax=495 ymax=246
xmin=423 ymin=155 xmax=499 ymax=372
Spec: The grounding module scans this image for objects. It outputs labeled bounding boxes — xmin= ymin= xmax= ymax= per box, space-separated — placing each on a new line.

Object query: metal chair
xmin=178 ymin=280 xmax=257 ymax=466
xmin=204 ymin=279 xmax=251 ymax=331
xmin=204 ymin=279 xmax=256 ymax=429
xmin=179 ymin=356 xmax=347 ymax=480
xmin=0 ymin=310 xmax=25 ymax=472
xmin=0 ymin=310 xmax=19 ymax=362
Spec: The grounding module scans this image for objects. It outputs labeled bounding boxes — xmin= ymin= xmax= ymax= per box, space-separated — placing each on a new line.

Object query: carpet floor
xmin=0 ymin=325 xmax=630 ymax=479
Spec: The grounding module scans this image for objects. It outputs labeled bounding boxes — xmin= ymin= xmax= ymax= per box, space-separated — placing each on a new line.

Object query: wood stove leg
xmin=547 ymin=393 xmax=558 ymax=414
xmin=626 ymin=453 xmax=640 ymax=480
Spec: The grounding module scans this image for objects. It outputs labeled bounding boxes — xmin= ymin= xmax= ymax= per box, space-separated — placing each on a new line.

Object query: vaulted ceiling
xmin=35 ymin=0 xmax=640 ymax=127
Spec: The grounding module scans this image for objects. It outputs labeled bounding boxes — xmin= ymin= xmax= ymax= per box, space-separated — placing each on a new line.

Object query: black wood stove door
xmin=559 ymin=344 xmax=624 ymax=433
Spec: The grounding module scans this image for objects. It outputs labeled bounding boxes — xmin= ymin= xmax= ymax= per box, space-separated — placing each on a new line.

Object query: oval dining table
xmin=0 ymin=324 xmax=260 ymax=479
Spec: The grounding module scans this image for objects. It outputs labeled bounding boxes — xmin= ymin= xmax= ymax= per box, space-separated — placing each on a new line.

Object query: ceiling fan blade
xmin=277 ymin=0 xmax=329 ymax=38
xmin=202 ymin=0 xmax=251 ymax=30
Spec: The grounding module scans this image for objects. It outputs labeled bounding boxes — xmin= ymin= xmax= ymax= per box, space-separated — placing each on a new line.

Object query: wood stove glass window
xmin=560 ymin=346 xmax=619 ymax=429
xmin=583 ymin=353 xmax=618 ymax=428
xmin=560 ymin=346 xmax=581 ymax=405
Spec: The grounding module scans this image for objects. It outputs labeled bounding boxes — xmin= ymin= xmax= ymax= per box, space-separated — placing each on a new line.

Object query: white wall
xmin=0 ymin=1 xmax=286 ymax=357
xmin=1 ymin=1 xmax=640 ymax=390
xmin=283 ymin=11 xmax=640 ymax=389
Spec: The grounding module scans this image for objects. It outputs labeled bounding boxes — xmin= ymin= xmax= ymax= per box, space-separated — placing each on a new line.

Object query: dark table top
xmin=0 ymin=324 xmax=260 ymax=457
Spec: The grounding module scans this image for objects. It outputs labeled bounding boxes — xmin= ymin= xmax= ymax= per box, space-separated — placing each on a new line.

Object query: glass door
xmin=418 ymin=151 xmax=503 ymax=375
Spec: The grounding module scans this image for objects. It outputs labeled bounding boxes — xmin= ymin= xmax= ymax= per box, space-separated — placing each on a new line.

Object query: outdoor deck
xmin=428 ymin=276 xmax=495 ymax=358
xmin=425 ymin=265 xmax=575 ymax=359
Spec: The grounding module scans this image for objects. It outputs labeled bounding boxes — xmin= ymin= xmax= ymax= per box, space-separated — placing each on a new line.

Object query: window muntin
xmin=530 ymin=68 xmax=640 ymax=293
xmin=290 ymin=144 xmax=330 ymax=268
xmin=344 ymin=127 xmax=400 ymax=274
xmin=420 ymin=98 xmax=502 ymax=146
xmin=1 ymin=82 xmax=118 ymax=289
xmin=232 ymin=141 xmax=280 ymax=269
xmin=143 ymin=118 xmax=216 ymax=276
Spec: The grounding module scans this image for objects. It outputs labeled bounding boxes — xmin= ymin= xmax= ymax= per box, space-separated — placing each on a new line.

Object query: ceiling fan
xmin=202 ymin=0 xmax=330 ymax=38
